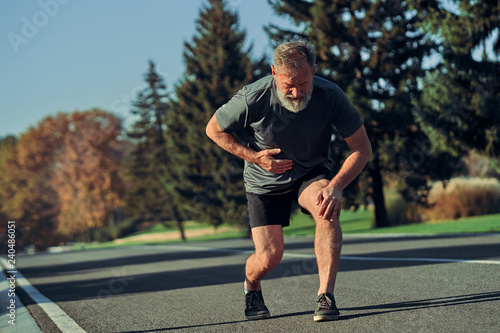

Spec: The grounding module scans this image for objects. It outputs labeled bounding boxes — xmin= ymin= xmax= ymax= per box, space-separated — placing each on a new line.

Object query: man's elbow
xmin=365 ymin=141 xmax=373 ymax=160
xmin=206 ymin=115 xmax=221 ymax=141
xmin=352 ymin=140 xmax=372 ymax=164
xmin=205 ymin=123 xmax=213 ymax=140
xmin=361 ymin=140 xmax=373 ymax=164
xmin=205 ymin=118 xmax=215 ymax=140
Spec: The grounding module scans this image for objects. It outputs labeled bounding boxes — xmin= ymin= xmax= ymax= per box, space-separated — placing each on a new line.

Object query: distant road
xmin=4 ymin=234 xmax=500 ymax=332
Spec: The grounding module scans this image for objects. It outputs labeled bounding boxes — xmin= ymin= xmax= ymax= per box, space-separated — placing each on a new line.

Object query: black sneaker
xmin=314 ymin=292 xmax=340 ymax=322
xmin=245 ymin=290 xmax=271 ymax=320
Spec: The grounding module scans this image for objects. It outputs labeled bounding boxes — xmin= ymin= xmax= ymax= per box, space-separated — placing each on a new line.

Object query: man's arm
xmin=206 ymin=114 xmax=293 ymax=174
xmin=317 ymin=125 xmax=372 ymax=221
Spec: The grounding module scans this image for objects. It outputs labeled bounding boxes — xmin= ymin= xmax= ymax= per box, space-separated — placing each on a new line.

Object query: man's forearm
xmin=209 ymin=129 xmax=256 ymax=164
xmin=206 ymin=115 xmax=257 ymax=164
xmin=328 ymin=148 xmax=371 ymax=191
xmin=328 ymin=125 xmax=372 ymax=191
xmin=206 ymin=114 xmax=293 ymax=174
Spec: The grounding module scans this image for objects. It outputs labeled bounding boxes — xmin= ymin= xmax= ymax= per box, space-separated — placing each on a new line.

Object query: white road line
xmin=1 ymin=269 xmax=41 ymax=333
xmin=166 ymin=245 xmax=500 ymax=265
xmin=0 ymin=258 xmax=86 ymax=333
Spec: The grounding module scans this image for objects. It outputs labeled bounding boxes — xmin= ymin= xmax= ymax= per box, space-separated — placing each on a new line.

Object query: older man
xmin=206 ymin=39 xmax=372 ymax=322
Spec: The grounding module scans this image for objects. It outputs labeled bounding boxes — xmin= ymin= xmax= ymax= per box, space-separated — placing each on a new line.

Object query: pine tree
xmin=166 ymin=0 xmax=254 ymax=229
xmin=267 ymin=0 xmax=462 ymax=227
xmin=125 ymin=61 xmax=183 ymax=238
xmin=409 ymin=0 xmax=500 ymax=171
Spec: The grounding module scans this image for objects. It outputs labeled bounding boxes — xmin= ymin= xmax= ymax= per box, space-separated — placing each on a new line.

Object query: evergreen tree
xmin=267 ymin=0 xmax=462 ymax=227
xmin=409 ymin=0 xmax=500 ymax=171
xmin=166 ymin=0 xmax=254 ymax=228
xmin=125 ymin=61 xmax=184 ymax=238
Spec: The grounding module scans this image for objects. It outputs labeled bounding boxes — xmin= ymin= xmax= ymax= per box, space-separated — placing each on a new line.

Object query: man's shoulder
xmin=313 ymin=75 xmax=342 ymax=93
xmin=242 ymin=75 xmax=274 ymax=101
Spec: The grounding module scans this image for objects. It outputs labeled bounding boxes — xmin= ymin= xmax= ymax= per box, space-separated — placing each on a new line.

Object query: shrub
xmin=425 ymin=177 xmax=500 ymax=221
xmin=386 ymin=194 xmax=422 ymax=226
xmin=384 ymin=187 xmax=422 ymax=226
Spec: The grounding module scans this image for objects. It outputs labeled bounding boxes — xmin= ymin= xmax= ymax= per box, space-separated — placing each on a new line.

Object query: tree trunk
xmin=177 ymin=220 xmax=186 ymax=241
xmin=371 ymin=162 xmax=390 ymax=228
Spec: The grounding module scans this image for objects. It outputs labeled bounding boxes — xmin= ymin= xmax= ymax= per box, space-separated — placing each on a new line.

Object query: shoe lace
xmin=317 ymin=293 xmax=333 ymax=310
xmin=247 ymin=291 xmax=264 ymax=309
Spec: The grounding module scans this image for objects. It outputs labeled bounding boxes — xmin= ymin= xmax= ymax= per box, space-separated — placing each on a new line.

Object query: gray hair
xmin=273 ymin=39 xmax=316 ymax=72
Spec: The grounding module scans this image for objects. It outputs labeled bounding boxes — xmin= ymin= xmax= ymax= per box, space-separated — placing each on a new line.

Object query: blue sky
xmin=0 ymin=0 xmax=298 ymax=137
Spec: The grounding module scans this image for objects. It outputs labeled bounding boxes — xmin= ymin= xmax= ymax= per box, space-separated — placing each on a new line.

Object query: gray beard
xmin=276 ymin=84 xmax=313 ymax=113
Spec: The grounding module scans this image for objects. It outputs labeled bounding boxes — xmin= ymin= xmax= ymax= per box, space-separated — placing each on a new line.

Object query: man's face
xmin=272 ymin=61 xmax=316 ymax=113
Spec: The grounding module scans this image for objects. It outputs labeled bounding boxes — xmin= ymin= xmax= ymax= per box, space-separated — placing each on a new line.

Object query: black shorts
xmin=246 ymin=164 xmax=332 ymax=228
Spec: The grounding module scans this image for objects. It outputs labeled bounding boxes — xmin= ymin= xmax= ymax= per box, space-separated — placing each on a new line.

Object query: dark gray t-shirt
xmin=216 ymin=75 xmax=363 ymax=195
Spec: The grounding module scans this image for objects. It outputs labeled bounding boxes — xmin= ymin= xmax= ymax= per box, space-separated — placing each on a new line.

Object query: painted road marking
xmin=0 ymin=258 xmax=86 ymax=333
xmin=164 ymin=245 xmax=500 ymax=265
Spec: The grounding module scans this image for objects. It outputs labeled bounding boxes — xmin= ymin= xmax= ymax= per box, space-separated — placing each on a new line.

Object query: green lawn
xmin=356 ymin=213 xmax=500 ymax=234
xmin=283 ymin=208 xmax=374 ymax=236
xmin=129 ymin=221 xmax=213 ymax=236
xmin=285 ymin=209 xmax=500 ymax=236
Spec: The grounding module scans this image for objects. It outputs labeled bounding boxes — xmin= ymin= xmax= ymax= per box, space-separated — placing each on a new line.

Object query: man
xmin=206 ymin=40 xmax=372 ymax=322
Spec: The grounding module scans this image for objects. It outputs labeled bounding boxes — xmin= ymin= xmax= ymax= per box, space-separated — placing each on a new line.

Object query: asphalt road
xmin=2 ymin=233 xmax=500 ymax=332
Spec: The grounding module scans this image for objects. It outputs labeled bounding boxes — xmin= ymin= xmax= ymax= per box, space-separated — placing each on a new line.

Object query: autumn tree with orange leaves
xmin=50 ymin=110 xmax=125 ymax=236
xmin=0 ymin=109 xmax=126 ymax=250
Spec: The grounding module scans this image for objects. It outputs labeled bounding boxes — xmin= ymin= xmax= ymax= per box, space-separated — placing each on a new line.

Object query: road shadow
xmin=17 ymin=246 xmax=254 ymax=278
xmin=111 ymin=292 xmax=500 ymax=332
xmin=118 ymin=311 xmax=313 ymax=332
xmin=341 ymin=242 xmax=500 ymax=261
xmin=17 ymin=234 xmax=499 ymax=279
xmin=339 ymin=291 xmax=500 ymax=320
xmin=18 ymin=257 xmax=318 ymax=304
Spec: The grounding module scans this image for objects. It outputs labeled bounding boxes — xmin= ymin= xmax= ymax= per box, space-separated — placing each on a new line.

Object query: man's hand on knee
xmin=316 ymin=186 xmax=342 ymax=222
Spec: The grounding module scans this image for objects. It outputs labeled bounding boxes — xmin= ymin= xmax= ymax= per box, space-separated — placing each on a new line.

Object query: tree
xmin=166 ymin=0 xmax=255 ymax=229
xmin=0 ymin=121 xmax=67 ymax=251
xmin=0 ymin=135 xmax=60 ymax=251
xmin=266 ymin=0 xmax=462 ymax=227
xmin=51 ymin=110 xmax=125 ymax=237
xmin=409 ymin=0 xmax=500 ymax=171
xmin=125 ymin=61 xmax=183 ymax=238
xmin=0 ymin=110 xmax=126 ymax=249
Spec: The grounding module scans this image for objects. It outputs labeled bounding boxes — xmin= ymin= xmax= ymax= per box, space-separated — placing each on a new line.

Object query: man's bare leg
xmin=298 ymin=179 xmax=342 ymax=295
xmin=245 ymin=225 xmax=284 ymax=290
xmin=244 ymin=225 xmax=283 ymax=320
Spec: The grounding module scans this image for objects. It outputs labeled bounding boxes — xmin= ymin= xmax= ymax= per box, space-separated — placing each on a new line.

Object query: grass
xmin=73 ymin=223 xmax=248 ymax=250
xmin=283 ymin=208 xmax=374 ymax=236
xmin=129 ymin=221 xmax=214 ymax=236
xmin=357 ymin=213 xmax=500 ymax=234
xmin=71 ymin=209 xmax=500 ymax=251
xmin=287 ymin=209 xmax=500 ymax=236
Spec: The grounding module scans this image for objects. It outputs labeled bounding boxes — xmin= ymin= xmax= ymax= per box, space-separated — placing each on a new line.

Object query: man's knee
xmin=250 ymin=225 xmax=284 ymax=270
xmin=298 ymin=179 xmax=330 ymax=215
xmin=257 ymin=247 xmax=283 ymax=270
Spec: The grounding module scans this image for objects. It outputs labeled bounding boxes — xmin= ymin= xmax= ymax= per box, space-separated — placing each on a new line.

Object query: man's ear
xmin=271 ymin=65 xmax=276 ymax=76
xmin=313 ymin=64 xmax=317 ymax=74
